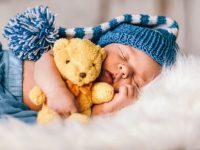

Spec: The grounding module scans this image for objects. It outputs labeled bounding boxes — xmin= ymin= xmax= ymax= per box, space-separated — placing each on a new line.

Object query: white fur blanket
xmin=1 ymin=54 xmax=200 ymax=150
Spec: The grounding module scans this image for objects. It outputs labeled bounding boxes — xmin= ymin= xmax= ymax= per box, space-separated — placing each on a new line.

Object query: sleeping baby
xmin=0 ymin=7 xmax=179 ymax=123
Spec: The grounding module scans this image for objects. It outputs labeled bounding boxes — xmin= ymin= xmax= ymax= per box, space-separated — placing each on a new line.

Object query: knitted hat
xmin=64 ymin=14 xmax=179 ymax=66
xmin=3 ymin=6 xmax=179 ymax=65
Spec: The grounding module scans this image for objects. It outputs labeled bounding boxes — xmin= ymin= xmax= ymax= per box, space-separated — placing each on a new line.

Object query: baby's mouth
xmin=104 ymin=70 xmax=114 ymax=84
xmin=97 ymin=69 xmax=114 ymax=84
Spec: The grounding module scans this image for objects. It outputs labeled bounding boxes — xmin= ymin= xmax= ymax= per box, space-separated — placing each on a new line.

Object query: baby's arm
xmin=34 ymin=50 xmax=78 ymax=117
xmin=92 ymin=84 xmax=139 ymax=116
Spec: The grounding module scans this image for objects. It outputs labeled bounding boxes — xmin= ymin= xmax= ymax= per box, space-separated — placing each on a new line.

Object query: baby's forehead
xmin=104 ymin=43 xmax=139 ymax=54
xmin=104 ymin=43 xmax=125 ymax=50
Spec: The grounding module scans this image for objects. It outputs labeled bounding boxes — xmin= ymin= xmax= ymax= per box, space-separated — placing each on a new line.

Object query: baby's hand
xmin=47 ymin=88 xmax=78 ymax=118
xmin=92 ymin=84 xmax=139 ymax=116
xmin=34 ymin=51 xmax=78 ymax=117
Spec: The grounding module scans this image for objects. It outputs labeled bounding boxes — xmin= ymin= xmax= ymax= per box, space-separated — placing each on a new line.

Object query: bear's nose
xmin=79 ymin=72 xmax=86 ymax=78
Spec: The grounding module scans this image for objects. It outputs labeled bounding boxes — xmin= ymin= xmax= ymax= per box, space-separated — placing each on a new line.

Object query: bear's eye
xmin=66 ymin=60 xmax=70 ymax=64
xmin=92 ymin=63 xmax=95 ymax=67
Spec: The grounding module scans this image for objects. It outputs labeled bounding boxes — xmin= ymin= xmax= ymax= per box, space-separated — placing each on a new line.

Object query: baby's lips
xmin=104 ymin=70 xmax=113 ymax=84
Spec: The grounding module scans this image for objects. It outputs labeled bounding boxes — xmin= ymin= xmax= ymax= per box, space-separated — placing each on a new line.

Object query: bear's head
xmin=53 ymin=38 xmax=106 ymax=86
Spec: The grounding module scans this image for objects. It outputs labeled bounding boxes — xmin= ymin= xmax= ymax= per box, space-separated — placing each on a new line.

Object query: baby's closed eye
xmin=117 ymin=45 xmax=127 ymax=61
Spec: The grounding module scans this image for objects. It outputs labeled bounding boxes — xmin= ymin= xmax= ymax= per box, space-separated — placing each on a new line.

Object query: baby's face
xmin=97 ymin=43 xmax=161 ymax=92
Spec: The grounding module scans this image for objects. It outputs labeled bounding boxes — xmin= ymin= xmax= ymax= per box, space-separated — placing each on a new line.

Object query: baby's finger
xmin=60 ymin=103 xmax=78 ymax=118
xmin=119 ymin=85 xmax=128 ymax=96
xmin=61 ymin=107 xmax=78 ymax=119
xmin=59 ymin=111 xmax=70 ymax=119
xmin=125 ymin=84 xmax=135 ymax=98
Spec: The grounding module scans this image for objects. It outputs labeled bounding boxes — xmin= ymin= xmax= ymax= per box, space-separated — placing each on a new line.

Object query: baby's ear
xmin=100 ymin=48 xmax=106 ymax=61
xmin=53 ymin=38 xmax=70 ymax=54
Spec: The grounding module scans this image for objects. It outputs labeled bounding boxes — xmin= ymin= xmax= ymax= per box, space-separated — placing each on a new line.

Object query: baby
xmin=25 ymin=22 xmax=179 ymax=118
xmin=0 ymin=13 xmax=179 ymax=123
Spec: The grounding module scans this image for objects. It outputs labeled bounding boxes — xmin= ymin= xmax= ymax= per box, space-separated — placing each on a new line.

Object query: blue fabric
xmin=0 ymin=48 xmax=37 ymax=123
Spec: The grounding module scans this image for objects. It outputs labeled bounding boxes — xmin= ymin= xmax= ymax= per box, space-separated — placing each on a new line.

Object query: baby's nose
xmin=79 ymin=72 xmax=86 ymax=78
xmin=118 ymin=64 xmax=129 ymax=79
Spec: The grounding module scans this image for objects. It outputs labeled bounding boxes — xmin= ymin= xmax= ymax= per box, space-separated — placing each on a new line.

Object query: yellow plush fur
xmin=29 ymin=38 xmax=114 ymax=124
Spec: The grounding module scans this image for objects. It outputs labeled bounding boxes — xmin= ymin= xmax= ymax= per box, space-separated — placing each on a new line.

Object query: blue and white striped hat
xmin=65 ymin=14 xmax=179 ymax=66
xmin=3 ymin=6 xmax=179 ymax=65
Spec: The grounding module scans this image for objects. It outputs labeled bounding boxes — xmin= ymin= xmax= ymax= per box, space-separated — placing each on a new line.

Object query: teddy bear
xmin=29 ymin=38 xmax=114 ymax=124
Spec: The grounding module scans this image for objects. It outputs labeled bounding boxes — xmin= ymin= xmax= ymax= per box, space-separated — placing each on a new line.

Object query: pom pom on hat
xmin=3 ymin=6 xmax=59 ymax=60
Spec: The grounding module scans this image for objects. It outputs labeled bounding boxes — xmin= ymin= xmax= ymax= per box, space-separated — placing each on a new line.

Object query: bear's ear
xmin=53 ymin=38 xmax=70 ymax=54
xmin=100 ymin=48 xmax=106 ymax=61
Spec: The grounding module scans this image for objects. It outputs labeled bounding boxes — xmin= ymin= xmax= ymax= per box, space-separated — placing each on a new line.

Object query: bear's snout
xmin=79 ymin=72 xmax=86 ymax=78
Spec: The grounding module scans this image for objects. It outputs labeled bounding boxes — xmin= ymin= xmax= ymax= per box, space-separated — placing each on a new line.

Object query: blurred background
xmin=0 ymin=0 xmax=199 ymax=54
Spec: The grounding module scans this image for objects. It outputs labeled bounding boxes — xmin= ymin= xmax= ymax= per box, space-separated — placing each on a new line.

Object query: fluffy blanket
xmin=0 ymin=54 xmax=200 ymax=150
